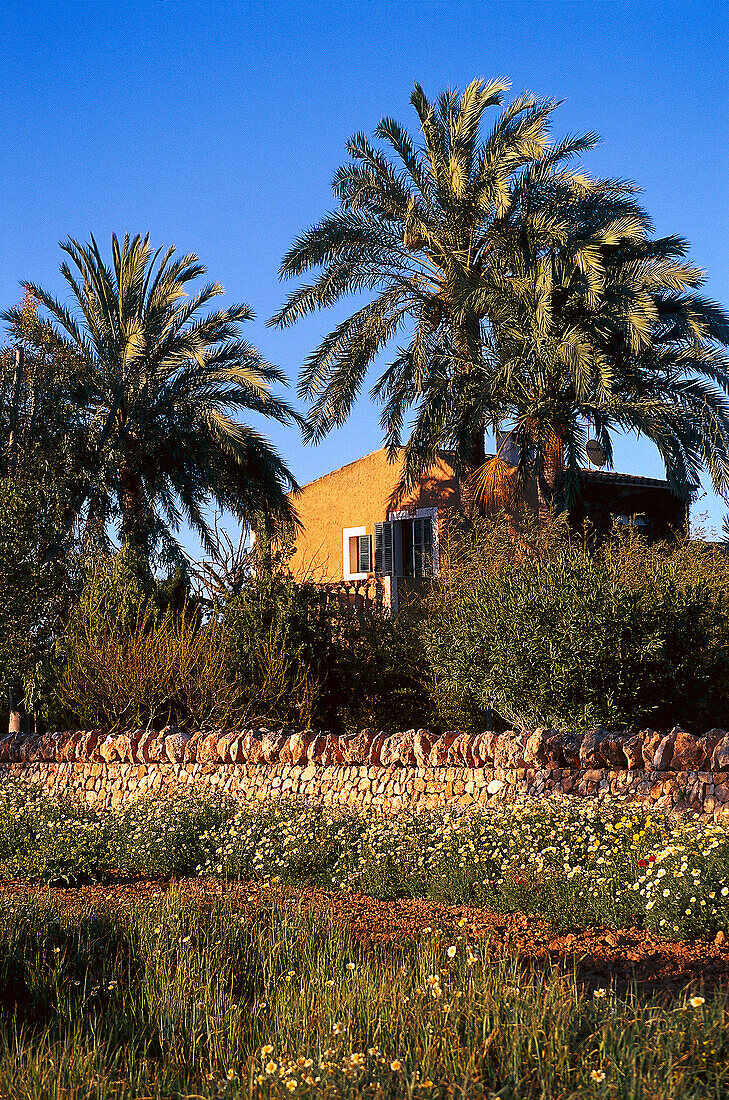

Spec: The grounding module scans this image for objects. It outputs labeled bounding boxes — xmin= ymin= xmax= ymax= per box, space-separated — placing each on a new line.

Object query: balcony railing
xmin=315 ymin=575 xmax=398 ymax=615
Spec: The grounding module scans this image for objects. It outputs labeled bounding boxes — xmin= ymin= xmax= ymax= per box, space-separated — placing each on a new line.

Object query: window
xmin=343 ymin=526 xmax=371 ymax=579
xmin=376 ymin=512 xmax=436 ymax=578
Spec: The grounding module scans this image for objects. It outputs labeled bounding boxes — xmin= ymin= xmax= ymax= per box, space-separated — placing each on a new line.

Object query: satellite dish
xmin=586 ymin=439 xmax=607 ymax=468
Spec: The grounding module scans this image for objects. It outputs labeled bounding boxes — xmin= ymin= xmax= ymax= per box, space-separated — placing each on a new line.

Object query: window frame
xmin=342 ymin=525 xmax=370 ymax=580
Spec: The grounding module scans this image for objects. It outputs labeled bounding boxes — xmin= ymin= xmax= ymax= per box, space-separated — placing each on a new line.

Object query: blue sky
xmin=2 ymin=0 xmax=728 ymax=554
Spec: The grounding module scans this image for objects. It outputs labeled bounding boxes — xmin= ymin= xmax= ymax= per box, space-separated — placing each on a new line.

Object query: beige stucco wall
xmin=290 ymin=448 xmax=460 ymax=581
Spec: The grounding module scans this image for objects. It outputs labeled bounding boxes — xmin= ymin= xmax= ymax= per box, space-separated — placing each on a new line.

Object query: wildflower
xmin=286 ymin=1082 xmax=297 ymax=1092
xmin=346 ymin=962 xmax=355 ymax=970
xmin=333 ymin=1022 xmax=345 ymax=1036
xmin=447 ymin=945 xmax=457 ymax=958
xmin=690 ymin=996 xmax=706 ymax=1008
xmin=593 ymin=988 xmax=607 ymax=999
xmin=261 ymin=1045 xmax=274 ymax=1057
xmin=265 ymin=1061 xmax=277 ymax=1074
xmin=390 ymin=1060 xmax=403 ymax=1071
xmin=590 ymin=1069 xmax=606 ymax=1082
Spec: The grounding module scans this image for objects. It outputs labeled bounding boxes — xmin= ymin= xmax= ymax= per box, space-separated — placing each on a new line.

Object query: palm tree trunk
xmin=537 ymin=452 xmax=561 ymax=525
xmin=460 ymin=427 xmax=487 ymax=520
xmin=119 ymin=458 xmax=146 ymax=552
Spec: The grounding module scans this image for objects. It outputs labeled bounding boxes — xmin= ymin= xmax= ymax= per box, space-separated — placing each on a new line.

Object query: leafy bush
xmin=426 ymin=514 xmax=729 ymax=731
xmin=218 ymin=523 xmax=433 ymax=732
xmin=323 ymin=610 xmax=433 ymax=732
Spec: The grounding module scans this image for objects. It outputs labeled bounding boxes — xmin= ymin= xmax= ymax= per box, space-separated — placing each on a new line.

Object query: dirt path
xmin=2 ymin=878 xmax=727 ymax=996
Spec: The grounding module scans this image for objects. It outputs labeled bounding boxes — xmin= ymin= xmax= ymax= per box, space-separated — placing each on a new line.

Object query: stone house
xmin=290 ymin=447 xmax=688 ymax=612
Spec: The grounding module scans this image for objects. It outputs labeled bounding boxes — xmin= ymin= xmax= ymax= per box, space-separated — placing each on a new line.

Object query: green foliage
xmin=0 ymin=478 xmax=80 ymax=719
xmin=110 ymin=793 xmax=234 ymax=878
xmin=57 ymin=566 xmax=243 ymax=732
xmin=324 ymin=610 xmax=432 ymax=732
xmin=215 ymin=521 xmax=433 ymax=732
xmin=273 ymin=80 xmax=729 ymax=512
xmin=7 ymin=232 xmax=300 ymax=565
xmin=426 ymin=515 xmax=729 ymax=732
xmin=639 ymin=820 xmax=729 ymax=940
xmin=4 ymin=783 xmax=729 ymax=944
xmin=219 ymin=524 xmax=332 ymax=728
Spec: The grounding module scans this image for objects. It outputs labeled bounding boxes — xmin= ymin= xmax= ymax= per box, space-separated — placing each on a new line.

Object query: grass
xmin=0 ymin=890 xmax=726 ymax=1099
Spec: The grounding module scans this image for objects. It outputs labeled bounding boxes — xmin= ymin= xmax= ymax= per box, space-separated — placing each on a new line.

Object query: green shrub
xmin=426 ymin=514 xmax=729 ymax=731
xmin=323 ymin=610 xmax=434 ymax=732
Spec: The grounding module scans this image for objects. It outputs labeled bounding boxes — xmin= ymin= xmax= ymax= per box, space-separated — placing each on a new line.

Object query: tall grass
xmin=0 ymin=892 xmax=726 ymax=1099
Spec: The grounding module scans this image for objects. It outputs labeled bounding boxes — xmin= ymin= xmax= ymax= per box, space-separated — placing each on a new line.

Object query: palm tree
xmin=273 ymin=80 xmax=729 ymax=521
xmin=5 ymin=233 xmax=301 ymax=563
xmin=271 ymin=79 xmax=596 ymax=503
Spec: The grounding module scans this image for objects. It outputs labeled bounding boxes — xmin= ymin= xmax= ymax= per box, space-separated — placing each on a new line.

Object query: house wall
xmin=290 ymin=448 xmax=460 ymax=581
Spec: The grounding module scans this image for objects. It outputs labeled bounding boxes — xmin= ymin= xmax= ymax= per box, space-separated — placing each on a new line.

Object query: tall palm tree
xmin=273 ymin=79 xmax=729 ymax=519
xmin=6 ymin=233 xmax=301 ymax=562
xmin=271 ymin=79 xmax=595 ymax=499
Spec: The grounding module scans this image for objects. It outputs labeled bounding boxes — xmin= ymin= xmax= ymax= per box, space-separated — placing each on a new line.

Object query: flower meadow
xmin=2 ymin=782 xmax=729 ymax=942
xmin=0 ymin=890 xmax=727 ymax=1100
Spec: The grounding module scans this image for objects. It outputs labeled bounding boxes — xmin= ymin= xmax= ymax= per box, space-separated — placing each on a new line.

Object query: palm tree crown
xmin=9 ymin=233 xmax=300 ymax=562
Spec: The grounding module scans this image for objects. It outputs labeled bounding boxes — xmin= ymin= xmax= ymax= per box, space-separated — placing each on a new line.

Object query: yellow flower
xmin=332 ymin=1022 xmax=345 ymax=1036
xmin=261 ymin=1045 xmax=274 ymax=1056
xmin=390 ymin=1059 xmax=403 ymax=1072
xmin=265 ymin=1061 xmax=277 ymax=1074
xmin=590 ymin=1069 xmax=606 ymax=1082
xmin=690 ymin=996 xmax=706 ymax=1008
xmin=286 ymin=1082 xmax=297 ymax=1093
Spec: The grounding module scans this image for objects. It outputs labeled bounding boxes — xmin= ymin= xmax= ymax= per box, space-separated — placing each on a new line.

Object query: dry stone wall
xmin=2 ymin=725 xmax=729 ymax=819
